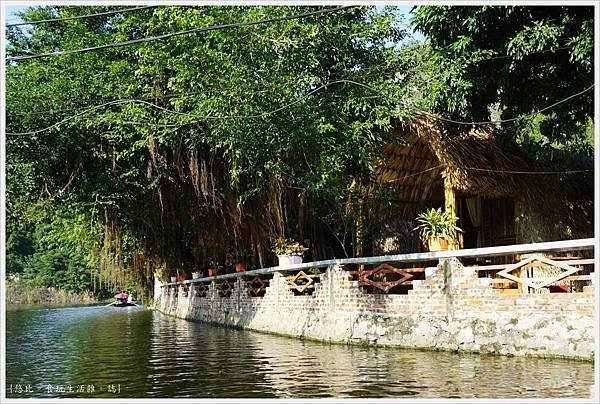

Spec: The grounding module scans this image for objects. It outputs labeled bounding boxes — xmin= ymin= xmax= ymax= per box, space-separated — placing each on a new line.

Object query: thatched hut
xmin=369 ymin=112 xmax=594 ymax=255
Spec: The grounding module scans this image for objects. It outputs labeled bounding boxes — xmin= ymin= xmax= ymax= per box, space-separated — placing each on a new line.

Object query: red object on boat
xmin=114 ymin=292 xmax=128 ymax=299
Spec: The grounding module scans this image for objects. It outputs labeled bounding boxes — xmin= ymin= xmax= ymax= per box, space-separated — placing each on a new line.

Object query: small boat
xmin=108 ymin=301 xmax=137 ymax=307
xmin=106 ymin=291 xmax=137 ymax=307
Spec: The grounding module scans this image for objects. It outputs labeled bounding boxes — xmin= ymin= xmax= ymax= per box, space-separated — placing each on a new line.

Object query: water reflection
xmin=243 ymin=331 xmax=594 ymax=398
xmin=6 ymin=305 xmax=594 ymax=398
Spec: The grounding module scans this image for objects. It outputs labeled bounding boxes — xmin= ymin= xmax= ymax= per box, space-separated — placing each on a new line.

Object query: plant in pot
xmin=155 ymin=266 xmax=170 ymax=282
xmin=191 ymin=247 xmax=205 ymax=279
xmin=413 ymin=207 xmax=462 ymax=252
xmin=207 ymin=258 xmax=222 ymax=277
xmin=231 ymin=248 xmax=249 ymax=273
xmin=272 ymin=237 xmax=308 ymax=266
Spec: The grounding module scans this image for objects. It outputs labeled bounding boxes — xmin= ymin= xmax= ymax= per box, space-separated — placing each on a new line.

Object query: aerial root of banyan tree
xmin=96 ymin=139 xmax=352 ymax=290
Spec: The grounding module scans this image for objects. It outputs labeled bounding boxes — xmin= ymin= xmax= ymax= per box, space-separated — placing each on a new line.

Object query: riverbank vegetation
xmin=6 ymin=275 xmax=96 ymax=306
xmin=5 ymin=5 xmax=594 ymax=298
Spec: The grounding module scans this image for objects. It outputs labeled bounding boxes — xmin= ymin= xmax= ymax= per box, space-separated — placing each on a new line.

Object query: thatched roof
xmin=370 ymin=112 xmax=593 ymax=242
xmin=376 ymin=112 xmax=529 ymax=206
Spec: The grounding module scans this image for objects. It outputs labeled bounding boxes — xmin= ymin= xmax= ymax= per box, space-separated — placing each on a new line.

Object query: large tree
xmin=411 ymin=6 xmax=594 ymax=154
xmin=6 ymin=5 xmax=406 ymax=291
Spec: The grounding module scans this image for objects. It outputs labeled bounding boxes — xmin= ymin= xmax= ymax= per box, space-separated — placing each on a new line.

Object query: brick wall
xmin=156 ymin=258 xmax=595 ymax=360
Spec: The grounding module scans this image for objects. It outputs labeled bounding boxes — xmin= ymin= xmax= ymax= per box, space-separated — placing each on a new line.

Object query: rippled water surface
xmin=5 ymin=305 xmax=595 ymax=398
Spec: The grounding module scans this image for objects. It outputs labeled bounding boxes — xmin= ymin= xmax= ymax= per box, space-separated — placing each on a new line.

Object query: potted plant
xmin=155 ymin=266 xmax=169 ymax=282
xmin=272 ymin=237 xmax=308 ymax=266
xmin=413 ymin=207 xmax=462 ymax=252
xmin=192 ymin=270 xmax=202 ymax=279
xmin=230 ymin=248 xmax=249 ymax=273
xmin=207 ymin=258 xmax=222 ymax=277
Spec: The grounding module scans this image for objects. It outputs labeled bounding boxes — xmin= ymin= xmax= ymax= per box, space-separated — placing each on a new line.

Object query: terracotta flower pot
xmin=235 ymin=263 xmax=247 ymax=273
xmin=208 ymin=268 xmax=219 ymax=277
xmin=427 ymin=236 xmax=449 ymax=252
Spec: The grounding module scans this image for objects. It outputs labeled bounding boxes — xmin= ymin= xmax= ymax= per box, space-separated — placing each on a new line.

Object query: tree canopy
xmin=6 ymin=6 xmax=409 ymax=294
xmin=5 ymin=5 xmax=594 ymax=296
xmin=410 ymin=6 xmax=594 ymax=155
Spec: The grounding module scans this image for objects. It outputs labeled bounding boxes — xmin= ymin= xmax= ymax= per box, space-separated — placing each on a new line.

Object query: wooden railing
xmin=246 ymin=276 xmax=270 ymax=296
xmin=286 ymin=269 xmax=323 ymax=295
xmin=346 ymin=264 xmax=428 ymax=294
xmin=161 ymin=238 xmax=595 ymax=295
xmin=468 ymin=255 xmax=594 ymax=294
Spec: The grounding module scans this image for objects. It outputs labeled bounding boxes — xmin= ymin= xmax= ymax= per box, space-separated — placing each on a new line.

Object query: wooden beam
xmin=444 ymin=174 xmax=459 ymax=250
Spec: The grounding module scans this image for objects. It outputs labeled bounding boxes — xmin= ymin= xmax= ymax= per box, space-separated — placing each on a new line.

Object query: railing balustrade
xmin=468 ymin=253 xmax=594 ymax=294
xmin=286 ymin=268 xmax=323 ymax=295
xmin=345 ymin=262 xmax=432 ymax=294
xmin=160 ymin=238 xmax=595 ymax=297
xmin=246 ymin=276 xmax=269 ymax=296
xmin=194 ymin=282 xmax=208 ymax=297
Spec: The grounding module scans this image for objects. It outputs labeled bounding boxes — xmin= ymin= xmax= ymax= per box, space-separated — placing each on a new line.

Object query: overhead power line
xmin=384 ymin=165 xmax=444 ymax=183
xmin=5 ymin=6 xmax=155 ymax=27
xmin=463 ymin=167 xmax=593 ymax=175
xmin=5 ymin=79 xmax=369 ymax=136
xmin=5 ymin=75 xmax=317 ymax=116
xmin=429 ymin=84 xmax=594 ymax=125
xmin=5 ymin=67 xmax=396 ymax=119
xmin=5 ymin=80 xmax=592 ymax=137
xmin=475 ymin=45 xmax=573 ymax=62
xmin=6 ymin=6 xmax=354 ymax=62
xmin=384 ymin=165 xmax=592 ymax=182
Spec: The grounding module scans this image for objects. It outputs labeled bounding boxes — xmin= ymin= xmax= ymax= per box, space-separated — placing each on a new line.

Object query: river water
xmin=5 ymin=305 xmax=595 ymax=399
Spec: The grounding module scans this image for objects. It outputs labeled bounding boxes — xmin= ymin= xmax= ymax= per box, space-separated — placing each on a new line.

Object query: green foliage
xmin=8 ymin=205 xmax=104 ymax=293
xmin=412 ymin=208 xmax=462 ymax=244
xmin=23 ymin=250 xmax=90 ymax=293
xmin=229 ymin=247 xmax=249 ymax=265
xmin=271 ymin=237 xmax=309 ymax=256
xmin=307 ymin=267 xmax=321 ymax=276
xmin=6 ymin=5 xmax=408 ymax=284
xmin=6 ymin=227 xmax=34 ymax=274
xmin=411 ymin=6 xmax=594 ymax=152
xmin=154 ymin=266 xmax=169 ymax=282
xmin=207 ymin=258 xmax=224 ymax=270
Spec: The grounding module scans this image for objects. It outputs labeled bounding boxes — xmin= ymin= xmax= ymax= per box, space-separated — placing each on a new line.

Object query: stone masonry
xmin=155 ymin=258 xmax=595 ymax=360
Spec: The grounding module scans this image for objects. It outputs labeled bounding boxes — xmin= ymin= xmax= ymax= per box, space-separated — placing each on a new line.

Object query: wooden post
xmin=444 ymin=175 xmax=459 ymax=250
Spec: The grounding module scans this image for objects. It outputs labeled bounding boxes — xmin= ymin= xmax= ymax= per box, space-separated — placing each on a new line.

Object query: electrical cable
xmin=5 ymin=6 xmax=155 ymax=27
xmin=427 ymin=84 xmax=594 ymax=125
xmin=6 ymin=81 xmax=593 ymax=136
xmin=6 ymin=6 xmax=355 ymax=62
xmin=5 ymin=79 xmax=366 ymax=136
xmin=5 ymin=76 xmax=318 ymax=116
xmin=462 ymin=167 xmax=593 ymax=175
xmin=6 ymin=67 xmax=396 ymax=117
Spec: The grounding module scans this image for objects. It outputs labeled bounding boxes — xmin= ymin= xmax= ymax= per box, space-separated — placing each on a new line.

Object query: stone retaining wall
xmin=155 ymin=258 xmax=595 ymax=360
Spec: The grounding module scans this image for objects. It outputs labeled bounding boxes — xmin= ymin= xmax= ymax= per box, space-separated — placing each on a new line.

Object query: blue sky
xmin=5 ymin=5 xmax=27 ymax=21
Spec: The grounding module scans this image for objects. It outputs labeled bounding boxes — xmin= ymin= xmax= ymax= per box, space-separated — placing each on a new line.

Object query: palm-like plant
xmin=413 ymin=208 xmax=462 ymax=245
xmin=271 ymin=237 xmax=308 ymax=256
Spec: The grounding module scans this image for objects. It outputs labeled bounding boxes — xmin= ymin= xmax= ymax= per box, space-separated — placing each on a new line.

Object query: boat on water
xmin=107 ymin=291 xmax=137 ymax=307
xmin=108 ymin=301 xmax=137 ymax=307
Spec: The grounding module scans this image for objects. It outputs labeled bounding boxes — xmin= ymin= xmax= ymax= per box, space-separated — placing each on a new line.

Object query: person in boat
xmin=127 ymin=294 xmax=133 ymax=304
xmin=117 ymin=291 xmax=128 ymax=305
